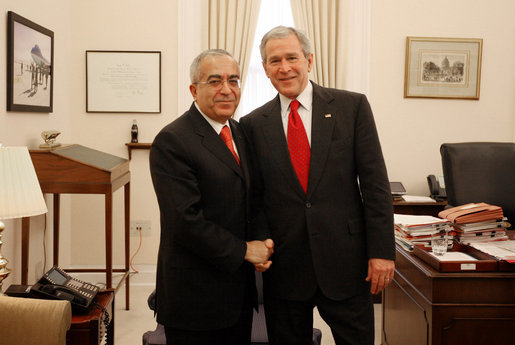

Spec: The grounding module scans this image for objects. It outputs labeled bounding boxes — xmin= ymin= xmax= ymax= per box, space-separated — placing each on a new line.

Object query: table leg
xmin=53 ymin=194 xmax=60 ymax=266
xmin=105 ymin=192 xmax=112 ymax=289
xmin=21 ymin=217 xmax=30 ymax=284
xmin=124 ymin=182 xmax=130 ymax=310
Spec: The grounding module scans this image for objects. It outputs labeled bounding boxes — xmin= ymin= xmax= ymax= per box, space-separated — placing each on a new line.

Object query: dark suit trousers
xmin=264 ymin=288 xmax=374 ymax=345
xmin=164 ymin=303 xmax=253 ymax=345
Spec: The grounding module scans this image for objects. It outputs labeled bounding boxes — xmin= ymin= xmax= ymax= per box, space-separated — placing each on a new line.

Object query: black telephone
xmin=30 ymin=266 xmax=99 ymax=311
xmin=427 ymin=175 xmax=447 ymax=201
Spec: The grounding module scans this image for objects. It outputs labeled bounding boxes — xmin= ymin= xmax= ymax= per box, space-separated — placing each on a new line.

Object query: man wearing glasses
xmin=150 ymin=49 xmax=274 ymax=345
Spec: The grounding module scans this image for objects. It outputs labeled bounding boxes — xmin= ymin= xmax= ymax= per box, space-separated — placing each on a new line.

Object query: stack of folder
xmin=394 ymin=214 xmax=454 ymax=252
xmin=438 ymin=203 xmax=510 ymax=245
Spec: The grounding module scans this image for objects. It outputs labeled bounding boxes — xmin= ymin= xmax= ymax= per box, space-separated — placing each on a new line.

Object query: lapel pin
xmin=325 ymin=114 xmax=332 ymax=118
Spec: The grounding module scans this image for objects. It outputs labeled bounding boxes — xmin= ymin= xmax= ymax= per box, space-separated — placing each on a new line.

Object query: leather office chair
xmin=440 ymin=142 xmax=515 ymax=228
xmin=142 ymin=273 xmax=322 ymax=345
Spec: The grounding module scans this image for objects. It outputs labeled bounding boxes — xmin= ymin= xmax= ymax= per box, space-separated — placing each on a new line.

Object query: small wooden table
xmin=28 ymin=144 xmax=130 ymax=310
xmin=125 ymin=142 xmax=151 ymax=160
xmin=67 ymin=289 xmax=115 ymax=345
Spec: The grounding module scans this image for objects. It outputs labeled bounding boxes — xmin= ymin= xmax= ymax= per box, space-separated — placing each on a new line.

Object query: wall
xmin=0 ymin=0 xmax=73 ymax=285
xmin=369 ymin=0 xmax=515 ymax=195
xmin=67 ymin=0 xmax=181 ymax=268
xmin=0 ymin=0 xmax=185 ymax=285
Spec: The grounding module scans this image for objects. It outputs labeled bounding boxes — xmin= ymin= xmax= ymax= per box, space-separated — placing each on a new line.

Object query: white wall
xmin=369 ymin=0 xmax=515 ymax=195
xmin=0 ymin=0 xmax=73 ymax=285
xmin=67 ymin=0 xmax=182 ymax=268
xmin=1 ymin=0 xmax=514 ymax=288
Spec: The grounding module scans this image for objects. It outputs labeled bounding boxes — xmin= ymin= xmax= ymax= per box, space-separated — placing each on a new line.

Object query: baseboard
xmin=67 ymin=264 xmax=156 ymax=287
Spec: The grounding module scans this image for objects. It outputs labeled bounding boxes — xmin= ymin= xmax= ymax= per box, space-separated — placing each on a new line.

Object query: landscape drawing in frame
xmin=7 ymin=11 xmax=54 ymax=112
xmin=404 ymin=37 xmax=482 ymax=100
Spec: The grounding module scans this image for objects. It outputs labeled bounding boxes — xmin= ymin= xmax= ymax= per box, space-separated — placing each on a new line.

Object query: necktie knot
xmin=290 ymin=99 xmax=300 ymax=112
xmin=220 ymin=125 xmax=231 ymax=144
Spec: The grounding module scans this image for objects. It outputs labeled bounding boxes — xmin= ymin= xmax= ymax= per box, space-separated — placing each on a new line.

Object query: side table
xmin=67 ymin=289 xmax=115 ymax=345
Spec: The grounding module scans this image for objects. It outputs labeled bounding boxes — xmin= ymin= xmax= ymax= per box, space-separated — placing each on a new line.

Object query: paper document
xmin=429 ymin=252 xmax=478 ymax=261
xmin=470 ymin=241 xmax=515 ymax=262
xmin=394 ymin=214 xmax=448 ymax=226
xmin=402 ymin=195 xmax=437 ymax=203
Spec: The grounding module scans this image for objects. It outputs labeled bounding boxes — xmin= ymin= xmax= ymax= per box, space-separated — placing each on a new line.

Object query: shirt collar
xmin=194 ymin=102 xmax=227 ymax=135
xmin=279 ymin=81 xmax=313 ymax=112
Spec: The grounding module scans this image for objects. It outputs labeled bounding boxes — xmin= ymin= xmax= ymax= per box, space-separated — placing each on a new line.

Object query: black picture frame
xmin=7 ymin=11 xmax=54 ymax=112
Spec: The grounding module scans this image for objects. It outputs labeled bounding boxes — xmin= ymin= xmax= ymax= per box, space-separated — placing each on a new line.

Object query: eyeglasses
xmin=195 ymin=78 xmax=240 ymax=89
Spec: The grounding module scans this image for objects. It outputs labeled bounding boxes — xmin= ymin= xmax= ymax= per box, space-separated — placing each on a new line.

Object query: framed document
xmin=86 ymin=50 xmax=161 ymax=113
xmin=404 ymin=37 xmax=482 ymax=100
xmin=7 ymin=11 xmax=54 ymax=112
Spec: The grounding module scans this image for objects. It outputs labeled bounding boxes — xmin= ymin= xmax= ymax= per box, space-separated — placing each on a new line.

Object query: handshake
xmin=245 ymin=239 xmax=274 ymax=272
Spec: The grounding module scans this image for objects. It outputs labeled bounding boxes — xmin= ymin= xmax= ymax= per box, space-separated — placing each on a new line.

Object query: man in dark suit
xmin=240 ymin=26 xmax=395 ymax=345
xmin=150 ymin=49 xmax=274 ymax=345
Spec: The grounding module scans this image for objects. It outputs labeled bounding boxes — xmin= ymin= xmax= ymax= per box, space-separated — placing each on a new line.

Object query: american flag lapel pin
xmin=324 ymin=114 xmax=332 ymax=118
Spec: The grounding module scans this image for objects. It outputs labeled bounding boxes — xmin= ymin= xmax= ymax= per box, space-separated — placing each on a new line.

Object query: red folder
xmin=438 ymin=203 xmax=504 ymax=224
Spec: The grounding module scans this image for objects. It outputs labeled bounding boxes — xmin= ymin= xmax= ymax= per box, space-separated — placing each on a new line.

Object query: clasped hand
xmin=245 ymin=239 xmax=274 ymax=272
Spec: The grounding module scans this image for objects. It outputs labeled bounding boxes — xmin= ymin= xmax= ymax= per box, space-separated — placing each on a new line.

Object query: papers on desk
xmin=439 ymin=203 xmax=510 ymax=245
xmin=439 ymin=203 xmax=504 ymax=224
xmin=401 ymin=195 xmax=437 ymax=203
xmin=429 ymin=251 xmax=478 ymax=261
xmin=469 ymin=241 xmax=515 ymax=263
xmin=394 ymin=214 xmax=453 ymax=251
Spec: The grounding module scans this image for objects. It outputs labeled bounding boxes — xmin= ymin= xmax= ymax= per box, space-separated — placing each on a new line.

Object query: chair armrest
xmin=0 ymin=296 xmax=72 ymax=345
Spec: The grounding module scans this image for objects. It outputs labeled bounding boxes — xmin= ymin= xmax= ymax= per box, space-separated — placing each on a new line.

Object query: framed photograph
xmin=404 ymin=37 xmax=482 ymax=100
xmin=7 ymin=11 xmax=54 ymax=112
xmin=86 ymin=51 xmax=161 ymax=113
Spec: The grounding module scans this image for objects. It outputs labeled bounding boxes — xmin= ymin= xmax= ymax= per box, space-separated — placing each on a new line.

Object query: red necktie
xmin=287 ymin=100 xmax=310 ymax=193
xmin=220 ymin=125 xmax=240 ymax=166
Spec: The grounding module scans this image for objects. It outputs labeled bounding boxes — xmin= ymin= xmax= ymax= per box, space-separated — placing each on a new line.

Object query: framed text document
xmin=86 ymin=50 xmax=161 ymax=113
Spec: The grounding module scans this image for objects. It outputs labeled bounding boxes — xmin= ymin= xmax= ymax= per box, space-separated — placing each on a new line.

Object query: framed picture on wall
xmin=7 ymin=11 xmax=54 ymax=112
xmin=86 ymin=51 xmax=161 ymax=113
xmin=404 ymin=37 xmax=482 ymax=100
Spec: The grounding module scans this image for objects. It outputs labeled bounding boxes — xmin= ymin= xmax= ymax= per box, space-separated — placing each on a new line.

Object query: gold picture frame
xmin=404 ymin=37 xmax=482 ymax=100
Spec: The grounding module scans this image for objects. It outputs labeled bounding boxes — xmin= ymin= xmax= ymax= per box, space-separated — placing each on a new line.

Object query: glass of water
xmin=431 ymin=231 xmax=448 ymax=256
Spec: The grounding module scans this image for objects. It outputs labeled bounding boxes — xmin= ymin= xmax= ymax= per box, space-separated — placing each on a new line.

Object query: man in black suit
xmin=150 ymin=49 xmax=274 ymax=345
xmin=240 ymin=26 xmax=395 ymax=345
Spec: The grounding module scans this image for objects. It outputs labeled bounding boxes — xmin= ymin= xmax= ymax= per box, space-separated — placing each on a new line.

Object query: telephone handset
xmin=427 ymin=175 xmax=447 ymax=201
xmin=30 ymin=266 xmax=99 ymax=311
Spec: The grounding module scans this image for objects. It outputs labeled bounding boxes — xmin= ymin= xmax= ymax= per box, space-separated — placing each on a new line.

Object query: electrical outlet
xmin=130 ymin=220 xmax=151 ymax=236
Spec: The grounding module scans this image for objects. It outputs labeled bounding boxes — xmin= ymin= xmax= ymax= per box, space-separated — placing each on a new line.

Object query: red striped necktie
xmin=287 ymin=99 xmax=310 ymax=193
xmin=220 ymin=125 xmax=240 ymax=166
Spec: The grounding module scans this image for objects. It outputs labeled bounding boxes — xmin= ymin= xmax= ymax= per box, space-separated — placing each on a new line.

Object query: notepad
xmin=429 ymin=251 xmax=478 ymax=261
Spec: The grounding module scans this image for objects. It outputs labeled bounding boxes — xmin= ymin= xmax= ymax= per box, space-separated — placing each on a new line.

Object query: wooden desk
xmin=381 ymin=245 xmax=515 ymax=345
xmin=393 ymin=199 xmax=447 ymax=217
xmin=28 ymin=145 xmax=130 ymax=310
xmin=68 ymin=289 xmax=115 ymax=345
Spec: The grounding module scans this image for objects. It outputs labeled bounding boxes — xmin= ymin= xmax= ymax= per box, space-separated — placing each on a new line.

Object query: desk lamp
xmin=0 ymin=146 xmax=48 ymax=295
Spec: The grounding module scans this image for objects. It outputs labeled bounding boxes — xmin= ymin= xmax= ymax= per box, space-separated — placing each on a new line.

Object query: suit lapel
xmin=230 ymin=119 xmax=250 ymax=182
xmin=189 ymin=105 xmax=244 ymax=179
xmin=307 ymin=83 xmax=335 ymax=197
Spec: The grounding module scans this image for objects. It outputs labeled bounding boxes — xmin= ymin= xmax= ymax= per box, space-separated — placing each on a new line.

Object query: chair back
xmin=440 ymin=142 xmax=515 ymax=227
xmin=0 ymin=296 xmax=71 ymax=345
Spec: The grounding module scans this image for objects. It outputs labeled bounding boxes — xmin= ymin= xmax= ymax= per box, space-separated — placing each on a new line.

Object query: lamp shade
xmin=0 ymin=146 xmax=48 ymax=219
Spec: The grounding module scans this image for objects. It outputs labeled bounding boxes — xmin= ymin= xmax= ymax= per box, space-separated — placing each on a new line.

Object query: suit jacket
xmin=240 ymin=82 xmax=395 ymax=301
xmin=150 ymin=103 xmax=256 ymax=330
